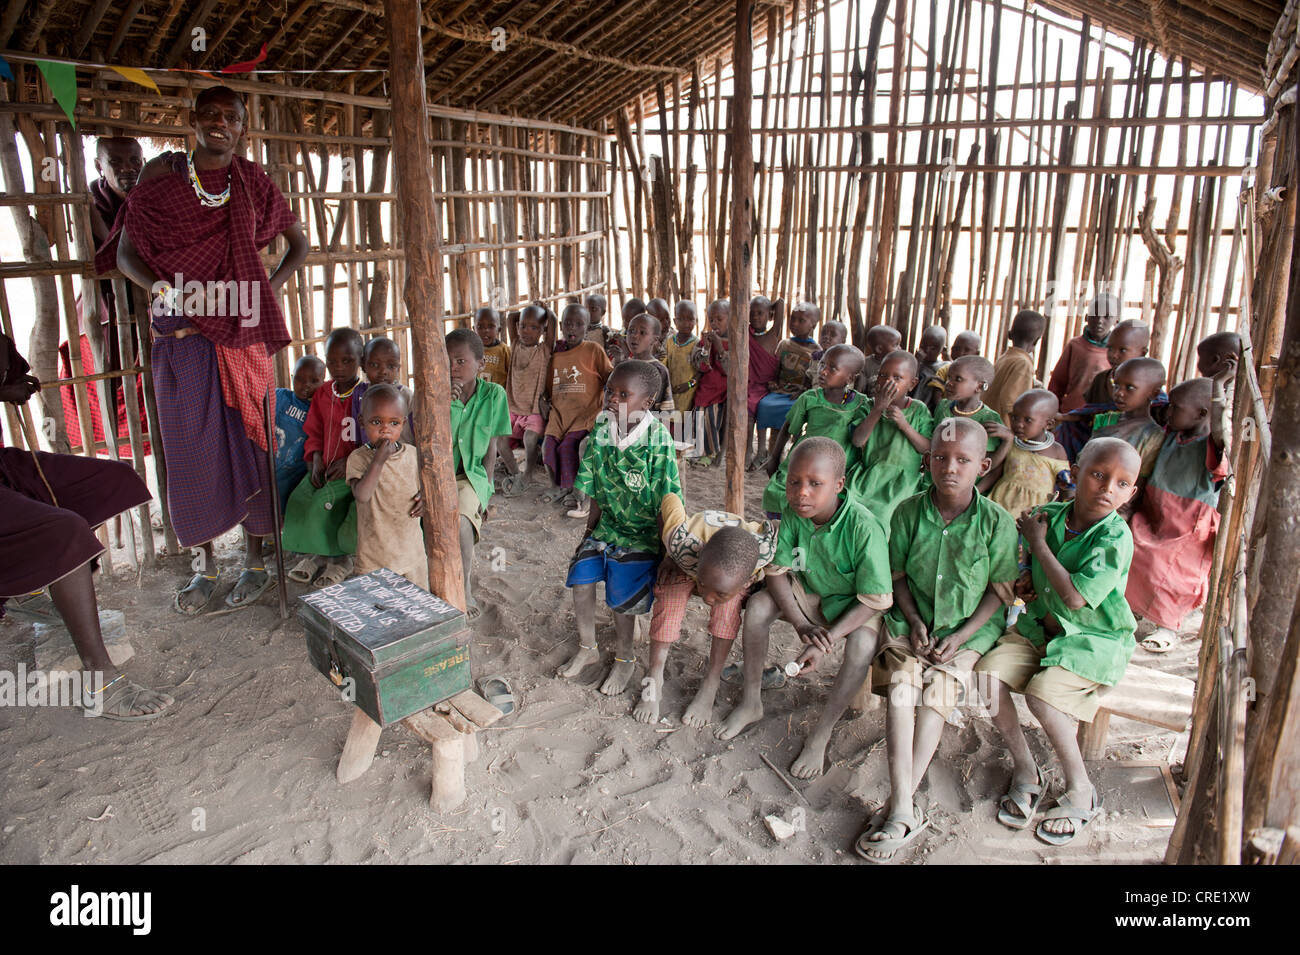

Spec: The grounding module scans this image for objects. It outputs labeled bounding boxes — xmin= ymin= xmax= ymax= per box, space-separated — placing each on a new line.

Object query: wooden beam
xmin=725 ymin=0 xmax=754 ymax=517
xmin=382 ymin=0 xmax=465 ymax=610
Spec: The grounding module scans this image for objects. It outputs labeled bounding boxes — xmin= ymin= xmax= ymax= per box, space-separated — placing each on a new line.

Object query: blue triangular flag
xmin=0 ymin=56 xmax=13 ymax=82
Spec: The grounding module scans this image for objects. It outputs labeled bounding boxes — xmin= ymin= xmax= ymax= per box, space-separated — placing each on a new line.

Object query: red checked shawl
xmin=96 ymin=151 xmax=297 ymax=450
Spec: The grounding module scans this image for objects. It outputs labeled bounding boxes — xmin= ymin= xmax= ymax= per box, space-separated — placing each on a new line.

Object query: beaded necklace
xmin=1014 ymin=434 xmax=1055 ymax=452
xmin=187 ymin=151 xmax=231 ymax=208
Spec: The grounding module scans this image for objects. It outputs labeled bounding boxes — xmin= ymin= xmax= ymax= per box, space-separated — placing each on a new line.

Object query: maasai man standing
xmin=102 ymin=86 xmax=309 ymax=613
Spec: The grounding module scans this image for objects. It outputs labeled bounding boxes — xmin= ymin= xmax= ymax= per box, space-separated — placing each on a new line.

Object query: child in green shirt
xmin=974 ymin=436 xmax=1141 ymax=847
xmin=933 ymin=354 xmax=1004 ymax=454
xmin=857 ymin=418 xmax=1018 ymax=863
xmin=447 ymin=328 xmax=512 ymax=621
xmin=762 ymin=343 xmax=868 ymax=515
xmin=717 ymin=438 xmax=894 ymax=784
xmin=560 ymin=360 xmax=683 ymax=696
xmin=845 ymin=350 xmax=934 ymax=523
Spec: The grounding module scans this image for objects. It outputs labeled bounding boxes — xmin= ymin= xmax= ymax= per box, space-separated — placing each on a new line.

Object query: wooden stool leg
xmin=462 ymin=730 xmax=479 ymax=762
xmin=337 ymin=709 xmax=383 ymax=784
xmin=431 ymin=736 xmax=467 ymax=811
xmin=1077 ymin=711 xmax=1111 ymax=761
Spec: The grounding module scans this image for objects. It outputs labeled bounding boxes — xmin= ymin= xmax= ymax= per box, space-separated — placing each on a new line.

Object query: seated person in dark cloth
xmin=0 ymin=333 xmax=173 ymax=721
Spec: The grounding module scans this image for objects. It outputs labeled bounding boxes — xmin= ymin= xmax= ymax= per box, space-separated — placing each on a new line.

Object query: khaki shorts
xmin=871 ymin=636 xmax=981 ymax=721
xmin=973 ymin=631 xmax=1105 ymax=722
xmin=457 ymin=477 xmax=483 ymax=543
xmin=785 ymin=576 xmax=883 ymax=643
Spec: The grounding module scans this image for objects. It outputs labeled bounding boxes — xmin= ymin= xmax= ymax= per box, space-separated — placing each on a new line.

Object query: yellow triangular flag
xmin=109 ymin=66 xmax=159 ymax=95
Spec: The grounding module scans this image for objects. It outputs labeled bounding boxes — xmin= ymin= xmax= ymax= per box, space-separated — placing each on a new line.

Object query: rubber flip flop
xmin=477 ymin=675 xmax=516 ymax=716
xmin=721 ymin=663 xmax=787 ymax=689
xmin=173 ymin=574 xmax=219 ymax=616
xmin=225 ymin=568 xmax=273 ymax=609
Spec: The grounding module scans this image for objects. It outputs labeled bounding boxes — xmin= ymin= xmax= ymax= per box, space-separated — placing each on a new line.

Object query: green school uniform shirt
xmin=575 ymin=413 xmax=683 ymax=552
xmin=770 ymin=497 xmax=892 ymax=624
xmin=932 ymin=399 xmax=1004 ymax=453
xmin=1016 ymin=501 xmax=1136 ymax=685
xmin=450 ymin=380 xmax=512 ymax=509
xmin=845 ymin=397 xmax=934 ymax=524
xmin=885 ymin=489 xmax=1019 ymax=654
xmin=762 ymin=388 xmax=870 ymax=513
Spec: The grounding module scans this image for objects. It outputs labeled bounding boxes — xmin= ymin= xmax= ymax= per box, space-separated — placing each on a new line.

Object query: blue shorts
xmin=756 ymin=391 xmax=796 ymax=431
xmin=565 ymin=537 xmax=660 ymax=615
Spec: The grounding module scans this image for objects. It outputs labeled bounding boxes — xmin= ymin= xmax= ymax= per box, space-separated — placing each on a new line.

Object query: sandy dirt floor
xmin=0 ymin=457 xmax=1198 ymax=864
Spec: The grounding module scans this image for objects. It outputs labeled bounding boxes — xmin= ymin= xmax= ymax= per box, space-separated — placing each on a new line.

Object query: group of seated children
xmin=546 ymin=290 xmax=1236 ymax=863
xmin=266 ymin=289 xmax=1236 ymax=864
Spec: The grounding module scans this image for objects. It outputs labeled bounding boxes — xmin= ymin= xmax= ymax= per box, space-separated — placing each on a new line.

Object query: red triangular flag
xmin=221 ymin=43 xmax=268 ymax=74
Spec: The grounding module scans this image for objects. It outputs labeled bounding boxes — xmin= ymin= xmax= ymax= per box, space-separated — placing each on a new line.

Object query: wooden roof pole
xmin=383 ymin=0 xmax=466 ymax=610
xmin=725 ymin=0 xmax=754 ymax=516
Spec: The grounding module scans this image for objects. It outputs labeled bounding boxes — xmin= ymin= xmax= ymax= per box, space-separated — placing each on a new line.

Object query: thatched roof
xmin=0 ymin=0 xmax=770 ymax=126
xmin=1040 ymin=0 xmax=1282 ymax=91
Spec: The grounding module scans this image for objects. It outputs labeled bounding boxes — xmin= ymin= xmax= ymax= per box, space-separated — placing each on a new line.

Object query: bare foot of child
xmin=789 ymin=732 xmax=831 ymax=779
xmin=632 ymin=674 xmax=661 ymax=723
xmin=558 ymin=644 xmax=599 ymax=678
xmin=600 ymin=657 xmax=636 ymax=695
xmin=682 ymin=677 xmax=721 ymax=727
xmin=715 ymin=699 xmax=762 ymax=740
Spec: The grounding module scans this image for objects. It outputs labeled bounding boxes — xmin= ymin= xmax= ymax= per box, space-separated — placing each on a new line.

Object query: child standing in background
xmin=986 ymin=310 xmax=1045 ymax=422
xmin=804 ymin=320 xmax=848 ymax=389
xmin=746 ymin=295 xmax=785 ymax=470
xmin=542 ymin=304 xmax=613 ymax=510
xmin=502 ymin=304 xmax=554 ymax=494
xmin=476 ymin=307 xmax=511 ymax=387
xmin=282 ymin=327 xmax=364 ymax=587
xmin=691 ymin=299 xmax=731 ymax=467
xmin=446 ymin=328 xmax=512 ymax=620
xmin=1094 ymin=356 xmax=1167 ymax=482
xmin=665 ymin=301 xmax=700 ymax=413
xmin=1047 ymin=292 xmax=1119 ymax=418
xmin=910 ymin=325 xmax=948 ymax=405
xmin=347 ymin=384 xmax=427 ymax=589
xmin=274 ymin=354 xmax=324 ymax=508
xmin=933 ymin=355 xmax=1004 ymax=457
xmin=621 ymin=312 xmax=675 ymax=413
xmin=922 ymin=329 xmax=979 ymax=407
xmin=351 ymin=337 xmax=413 ymax=443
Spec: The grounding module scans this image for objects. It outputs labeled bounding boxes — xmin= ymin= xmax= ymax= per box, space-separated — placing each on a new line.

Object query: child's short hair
xmin=825 ymin=343 xmax=866 ymax=375
xmin=629 ymin=311 xmax=661 ymax=337
xmin=360 ymin=382 xmax=408 ymax=415
xmin=1079 ymin=435 xmax=1141 ymax=473
xmin=933 ymin=415 xmax=989 ymax=452
xmin=326 ymin=326 xmax=364 ymax=355
xmin=1014 ymin=387 xmax=1059 ymax=416
xmin=1109 ymin=319 xmax=1150 ymax=346
xmin=622 ymin=297 xmax=646 ymax=318
xmin=611 ymin=358 xmax=661 ymax=401
xmin=788 ymin=435 xmax=846 ymax=479
xmin=445 ymin=327 xmax=484 ymax=361
xmin=1198 ymin=330 xmax=1241 ymax=356
xmin=699 ymin=526 xmax=761 ymax=583
xmin=867 ymin=325 xmax=902 ymax=344
xmin=750 ymin=294 xmax=773 ymax=311
xmin=561 ymin=303 xmax=589 ymax=325
xmin=951 ymin=354 xmax=995 ymax=386
xmin=881 ymin=348 xmax=919 ymax=377
xmin=1115 ymin=356 xmax=1165 ymax=389
xmin=585 ymin=293 xmax=607 ymax=313
xmin=295 ymin=354 xmax=326 ymax=374
xmin=474 ymin=306 xmax=501 ymax=325
xmin=1009 ymin=309 xmax=1046 ymax=343
xmin=1170 ymin=376 xmax=1212 ymax=408
xmin=364 ymin=336 xmax=399 ymax=360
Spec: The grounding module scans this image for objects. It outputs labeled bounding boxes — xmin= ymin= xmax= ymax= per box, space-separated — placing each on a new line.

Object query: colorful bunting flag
xmin=0 ymin=55 xmax=13 ymax=82
xmin=35 ymin=59 xmax=77 ymax=127
xmin=222 ymin=43 xmax=268 ymax=74
xmin=109 ymin=66 xmax=160 ymax=95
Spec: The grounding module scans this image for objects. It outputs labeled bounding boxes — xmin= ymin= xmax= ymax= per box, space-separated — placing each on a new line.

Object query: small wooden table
xmin=336 ymin=689 xmax=503 ymax=811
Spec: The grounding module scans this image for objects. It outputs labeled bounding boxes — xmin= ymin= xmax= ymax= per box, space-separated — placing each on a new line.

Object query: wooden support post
xmin=725 ymin=0 xmax=755 ymax=517
xmin=383 ymin=0 xmax=466 ymax=609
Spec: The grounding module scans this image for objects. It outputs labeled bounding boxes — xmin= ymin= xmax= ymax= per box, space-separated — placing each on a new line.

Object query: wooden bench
xmin=336 ymin=689 xmax=503 ymax=811
xmin=1077 ymin=662 xmax=1195 ymax=760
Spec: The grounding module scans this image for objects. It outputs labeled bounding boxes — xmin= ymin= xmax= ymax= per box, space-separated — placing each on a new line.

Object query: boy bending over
xmin=857 ymin=418 xmax=1018 ymax=862
xmin=634 ymin=493 xmax=777 ymax=727
xmin=974 ymin=437 xmax=1141 ymax=846
xmin=716 ymin=438 xmax=893 ymax=781
xmin=561 ymin=360 xmax=682 ymax=695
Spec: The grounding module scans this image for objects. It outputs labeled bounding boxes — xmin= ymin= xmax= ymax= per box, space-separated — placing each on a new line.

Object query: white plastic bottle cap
xmin=784 ymin=661 xmax=801 ymax=677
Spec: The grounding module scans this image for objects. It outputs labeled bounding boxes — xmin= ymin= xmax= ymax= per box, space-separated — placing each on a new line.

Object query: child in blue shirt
xmin=274 ymin=355 xmax=325 ymax=508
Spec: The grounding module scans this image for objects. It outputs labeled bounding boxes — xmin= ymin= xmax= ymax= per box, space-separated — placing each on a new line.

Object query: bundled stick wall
xmin=0 ymin=61 xmax=611 ymax=565
xmin=608 ymin=0 xmax=1259 ymax=379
